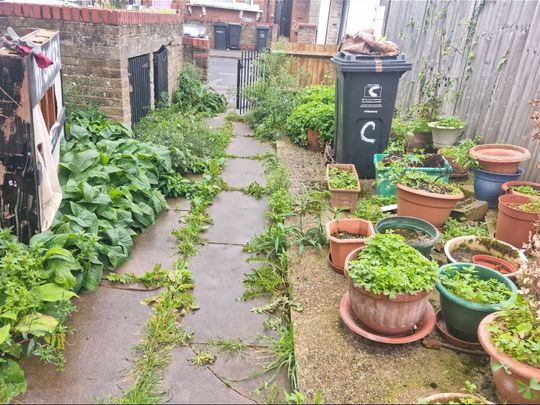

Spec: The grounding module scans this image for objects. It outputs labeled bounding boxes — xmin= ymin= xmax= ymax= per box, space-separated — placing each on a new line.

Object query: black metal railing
xmin=236 ymin=50 xmax=264 ymax=114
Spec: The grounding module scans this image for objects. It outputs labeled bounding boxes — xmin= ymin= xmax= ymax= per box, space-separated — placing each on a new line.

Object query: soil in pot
xmin=380 ymin=153 xmax=445 ymax=169
xmin=332 ymin=231 xmax=368 ymax=239
xmin=381 ymin=227 xmax=431 ymax=244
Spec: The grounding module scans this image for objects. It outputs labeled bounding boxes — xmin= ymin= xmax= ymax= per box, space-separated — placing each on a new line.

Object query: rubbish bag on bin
xmin=339 ymin=29 xmax=400 ymax=56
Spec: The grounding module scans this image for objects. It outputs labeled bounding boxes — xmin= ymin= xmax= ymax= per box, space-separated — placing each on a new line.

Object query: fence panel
xmin=384 ymin=0 xmax=540 ymax=181
xmin=281 ymin=42 xmax=338 ymax=86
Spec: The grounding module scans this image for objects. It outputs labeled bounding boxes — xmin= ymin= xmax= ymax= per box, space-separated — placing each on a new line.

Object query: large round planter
xmin=396 ymin=183 xmax=464 ymax=228
xmin=344 ymin=247 xmax=432 ymax=336
xmin=374 ymin=216 xmax=439 ymax=259
xmin=474 ymin=168 xmax=523 ymax=208
xmin=501 ymin=180 xmax=540 ymax=198
xmin=326 ymin=218 xmax=375 ymax=271
xmin=422 ymin=393 xmax=493 ymax=404
xmin=496 ymin=194 xmax=540 ymax=249
xmin=428 ymin=123 xmax=464 ymax=149
xmin=479 ymin=313 xmax=540 ymax=404
xmin=437 ymin=263 xmax=517 ymax=342
xmin=470 ymin=144 xmax=531 ymax=174
xmin=444 ymin=235 xmax=527 ymax=279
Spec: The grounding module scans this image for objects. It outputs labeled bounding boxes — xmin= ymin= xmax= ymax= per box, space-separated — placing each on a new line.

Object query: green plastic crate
xmin=374 ymin=153 xmax=453 ymax=197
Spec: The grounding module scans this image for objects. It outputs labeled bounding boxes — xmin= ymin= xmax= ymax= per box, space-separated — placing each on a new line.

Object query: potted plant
xmin=394 ymin=117 xmax=433 ymax=151
xmin=395 ymin=171 xmax=464 ymax=227
xmin=437 ymin=263 xmax=517 ymax=342
xmin=478 ymin=231 xmax=540 ymax=404
xmin=496 ymin=194 xmax=540 ymax=248
xmin=469 ymin=143 xmax=531 ymax=174
xmin=326 ymin=218 xmax=375 ymax=273
xmin=438 ymin=137 xmax=478 ymax=178
xmin=428 ymin=116 xmax=466 ymax=149
xmin=374 ymin=151 xmax=453 ymax=197
xmin=421 ymin=381 xmax=493 ymax=404
xmin=474 ymin=168 xmax=524 ymax=208
xmin=326 ymin=164 xmax=361 ymax=211
xmin=344 ymin=233 xmax=438 ymax=336
xmin=374 ymin=216 xmax=440 ymax=259
xmin=501 ymin=181 xmax=540 ymax=198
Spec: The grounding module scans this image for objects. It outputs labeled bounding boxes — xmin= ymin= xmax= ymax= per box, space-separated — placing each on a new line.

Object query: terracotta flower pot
xmin=469 ymin=144 xmax=531 ymax=174
xmin=307 ymin=128 xmax=322 ymax=152
xmin=344 ymin=247 xmax=431 ymax=336
xmin=496 ymin=194 xmax=540 ymax=249
xmin=422 ymin=393 xmax=493 ymax=404
xmin=396 ymin=183 xmax=464 ymax=228
xmin=472 ymin=255 xmax=517 ymax=276
xmin=478 ymin=313 xmax=540 ymax=404
xmin=326 ymin=163 xmax=361 ymax=211
xmin=326 ymin=218 xmax=375 ymax=271
xmin=501 ymin=180 xmax=540 ymax=198
xmin=406 ymin=131 xmax=433 ymax=151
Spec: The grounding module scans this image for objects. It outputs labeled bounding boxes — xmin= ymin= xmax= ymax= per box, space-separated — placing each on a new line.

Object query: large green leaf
xmin=0 ymin=324 xmax=11 ymax=345
xmin=33 ymin=283 xmax=77 ymax=302
xmin=15 ymin=313 xmax=58 ymax=336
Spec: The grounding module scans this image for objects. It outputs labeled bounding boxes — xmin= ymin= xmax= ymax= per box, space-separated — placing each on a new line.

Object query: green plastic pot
xmin=374 ymin=216 xmax=439 ymax=259
xmin=436 ymin=263 xmax=518 ymax=342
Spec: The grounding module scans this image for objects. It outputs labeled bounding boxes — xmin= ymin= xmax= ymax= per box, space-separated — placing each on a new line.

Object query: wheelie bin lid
xmin=332 ymin=51 xmax=412 ymax=73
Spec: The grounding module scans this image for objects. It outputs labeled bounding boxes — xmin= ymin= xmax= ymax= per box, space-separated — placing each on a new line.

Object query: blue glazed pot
xmin=473 ymin=168 xmax=524 ymax=208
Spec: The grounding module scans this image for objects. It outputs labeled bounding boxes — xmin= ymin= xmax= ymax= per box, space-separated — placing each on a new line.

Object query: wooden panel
xmin=384 ymin=0 xmax=540 ymax=181
xmin=276 ymin=42 xmax=339 ymax=86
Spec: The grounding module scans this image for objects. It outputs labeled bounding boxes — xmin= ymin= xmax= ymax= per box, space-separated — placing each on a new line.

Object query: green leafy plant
xmin=347 ymin=233 xmax=438 ymax=298
xmin=438 ymin=137 xmax=479 ymax=169
xmin=286 ymin=85 xmax=335 ymax=146
xmin=208 ymin=337 xmax=247 ymax=356
xmin=442 ymin=218 xmax=489 ymax=243
xmin=440 ymin=265 xmax=512 ymax=304
xmin=245 ymin=182 xmax=266 ymax=199
xmin=172 ymin=64 xmax=226 ymax=116
xmin=511 ymin=185 xmax=540 ymax=197
xmin=188 ymin=350 xmax=216 ymax=366
xmin=399 ymin=171 xmax=461 ymax=195
xmin=327 ymin=166 xmax=358 ymax=190
xmin=431 ymin=116 xmax=466 ymax=129
xmin=354 ymin=195 xmax=396 ymax=223
xmin=244 ymin=52 xmax=307 ymax=141
xmin=510 ymin=198 xmax=540 ymax=214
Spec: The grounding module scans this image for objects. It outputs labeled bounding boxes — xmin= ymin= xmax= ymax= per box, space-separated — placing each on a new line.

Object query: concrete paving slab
xmin=233 ymin=122 xmax=254 ymax=137
xmin=184 ymin=244 xmax=268 ymax=344
xmin=162 ymin=346 xmax=255 ymax=404
xmin=227 ymin=135 xmax=273 ymax=157
xmin=222 ymin=158 xmax=266 ymax=189
xmin=204 ymin=114 xmax=227 ymax=129
xmin=204 ymin=191 xmax=268 ymax=245
xmin=116 ymin=200 xmax=185 ymax=277
xmin=19 ymin=287 xmax=155 ymax=404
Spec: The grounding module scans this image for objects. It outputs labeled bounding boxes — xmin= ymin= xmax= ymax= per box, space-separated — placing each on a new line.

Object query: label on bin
xmin=360 ymin=83 xmax=382 ymax=111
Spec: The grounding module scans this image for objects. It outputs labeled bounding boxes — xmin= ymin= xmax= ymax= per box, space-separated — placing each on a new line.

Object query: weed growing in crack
xmin=208 ymin=337 xmax=248 ymax=356
xmin=245 ymin=182 xmax=266 ymax=199
xmin=188 ymin=350 xmax=217 ymax=366
xmin=106 ymin=264 xmax=170 ymax=288
xmin=257 ymin=323 xmax=297 ymax=389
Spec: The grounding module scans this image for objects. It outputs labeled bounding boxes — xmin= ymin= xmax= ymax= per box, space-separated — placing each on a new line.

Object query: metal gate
xmin=128 ymin=54 xmax=151 ymax=126
xmin=236 ymin=50 xmax=264 ymax=114
xmin=153 ymin=46 xmax=168 ymax=105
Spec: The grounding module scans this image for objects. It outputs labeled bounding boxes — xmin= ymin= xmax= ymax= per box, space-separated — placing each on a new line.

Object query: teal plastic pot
xmin=374 ymin=153 xmax=453 ymax=196
xmin=374 ymin=216 xmax=439 ymax=259
xmin=436 ymin=263 xmax=517 ymax=342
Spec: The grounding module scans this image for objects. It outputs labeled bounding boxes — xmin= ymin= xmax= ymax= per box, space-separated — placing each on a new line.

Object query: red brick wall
xmin=290 ymin=0 xmax=311 ymax=42
xmin=0 ymin=2 xmax=184 ymax=124
xmin=183 ymin=36 xmax=210 ymax=81
xmin=297 ymin=22 xmax=317 ymax=43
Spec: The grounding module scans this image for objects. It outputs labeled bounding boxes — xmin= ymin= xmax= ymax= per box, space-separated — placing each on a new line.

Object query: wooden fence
xmin=384 ymin=0 xmax=540 ymax=181
xmin=278 ymin=43 xmax=338 ymax=86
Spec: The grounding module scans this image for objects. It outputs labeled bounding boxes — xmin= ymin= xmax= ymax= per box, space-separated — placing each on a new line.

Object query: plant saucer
xmin=339 ymin=292 xmax=436 ymax=344
xmin=328 ymin=253 xmax=345 ymax=275
xmin=435 ymin=310 xmax=483 ymax=351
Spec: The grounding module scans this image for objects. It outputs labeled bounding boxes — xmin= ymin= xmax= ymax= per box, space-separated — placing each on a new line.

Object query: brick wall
xmin=297 ymin=23 xmax=317 ymax=43
xmin=186 ymin=20 xmax=275 ymax=50
xmin=184 ymin=0 xmax=274 ymax=24
xmin=0 ymin=3 xmax=183 ymax=125
xmin=290 ymin=0 xmax=311 ymax=42
xmin=182 ymin=36 xmax=209 ymax=81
